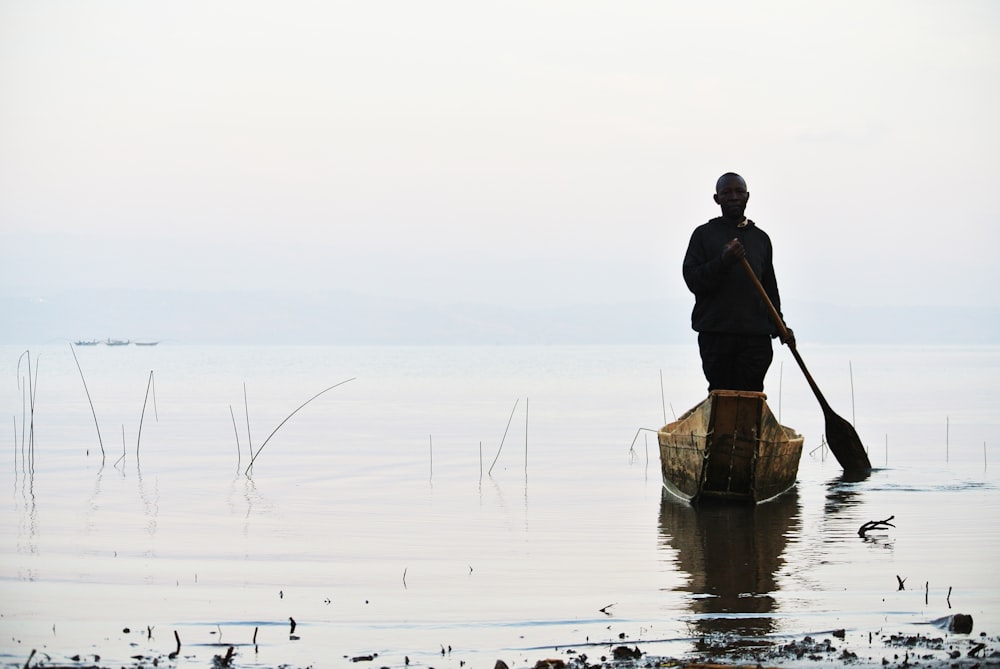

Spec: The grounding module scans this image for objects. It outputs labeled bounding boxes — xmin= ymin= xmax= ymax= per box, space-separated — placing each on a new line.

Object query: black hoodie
xmin=682 ymin=216 xmax=783 ymax=336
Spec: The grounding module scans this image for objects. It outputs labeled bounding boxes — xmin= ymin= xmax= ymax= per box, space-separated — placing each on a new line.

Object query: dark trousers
xmin=698 ymin=332 xmax=773 ymax=392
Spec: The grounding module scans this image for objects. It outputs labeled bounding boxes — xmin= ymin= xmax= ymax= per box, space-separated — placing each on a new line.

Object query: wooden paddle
xmin=740 ymin=257 xmax=872 ymax=473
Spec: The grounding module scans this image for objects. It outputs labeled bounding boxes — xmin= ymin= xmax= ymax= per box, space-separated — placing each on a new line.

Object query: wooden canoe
xmin=657 ymin=390 xmax=803 ymax=504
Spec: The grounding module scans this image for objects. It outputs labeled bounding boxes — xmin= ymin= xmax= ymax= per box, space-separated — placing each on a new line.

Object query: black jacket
xmin=682 ymin=216 xmax=783 ymax=336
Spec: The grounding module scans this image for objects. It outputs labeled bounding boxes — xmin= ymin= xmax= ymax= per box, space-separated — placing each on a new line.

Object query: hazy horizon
xmin=2 ymin=2 xmax=999 ymax=341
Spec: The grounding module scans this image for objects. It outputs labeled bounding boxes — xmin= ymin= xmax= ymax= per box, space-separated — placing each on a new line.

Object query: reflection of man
xmin=658 ymin=491 xmax=800 ymax=640
xmin=682 ymin=172 xmax=793 ymax=392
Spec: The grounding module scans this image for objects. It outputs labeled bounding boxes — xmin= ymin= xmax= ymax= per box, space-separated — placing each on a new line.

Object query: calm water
xmin=2 ymin=343 xmax=998 ymax=668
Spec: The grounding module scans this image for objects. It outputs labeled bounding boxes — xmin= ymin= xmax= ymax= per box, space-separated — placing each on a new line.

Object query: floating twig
xmin=858 ymin=515 xmax=895 ymax=537
xmin=244 ymin=378 xmax=356 ymax=475
xmin=896 ymin=575 xmax=907 ymax=591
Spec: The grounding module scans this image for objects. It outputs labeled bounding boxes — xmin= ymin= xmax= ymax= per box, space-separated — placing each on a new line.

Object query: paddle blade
xmin=824 ymin=411 xmax=872 ymax=473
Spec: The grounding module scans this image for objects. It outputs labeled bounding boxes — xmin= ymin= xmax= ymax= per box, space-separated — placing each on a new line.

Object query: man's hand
xmin=721 ymin=238 xmax=745 ymax=264
xmin=780 ymin=328 xmax=796 ymax=347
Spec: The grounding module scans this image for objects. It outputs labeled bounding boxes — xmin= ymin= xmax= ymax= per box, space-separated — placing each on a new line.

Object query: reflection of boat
xmin=74 ymin=339 xmax=99 ymax=346
xmin=105 ymin=338 xmax=130 ymax=346
xmin=134 ymin=341 xmax=159 ymax=346
xmin=657 ymin=391 xmax=803 ymax=503
xmin=658 ymin=488 xmax=801 ymax=644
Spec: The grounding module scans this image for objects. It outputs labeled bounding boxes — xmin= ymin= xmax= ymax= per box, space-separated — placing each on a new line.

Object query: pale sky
xmin=1 ymin=1 xmax=998 ymax=310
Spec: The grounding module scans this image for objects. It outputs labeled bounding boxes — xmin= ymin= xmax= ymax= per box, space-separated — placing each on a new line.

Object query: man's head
xmin=714 ymin=172 xmax=749 ymax=220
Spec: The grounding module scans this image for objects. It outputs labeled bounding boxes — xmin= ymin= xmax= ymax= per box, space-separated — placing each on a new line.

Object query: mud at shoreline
xmin=9 ymin=626 xmax=999 ymax=669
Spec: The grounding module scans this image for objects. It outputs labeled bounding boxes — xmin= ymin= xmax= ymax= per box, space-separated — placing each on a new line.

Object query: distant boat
xmin=657 ymin=390 xmax=803 ymax=504
xmin=134 ymin=341 xmax=160 ymax=346
xmin=74 ymin=339 xmax=100 ymax=346
xmin=105 ymin=338 xmax=130 ymax=346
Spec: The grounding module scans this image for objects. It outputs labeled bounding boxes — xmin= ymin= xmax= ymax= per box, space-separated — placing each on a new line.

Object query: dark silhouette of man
xmin=682 ymin=172 xmax=793 ymax=392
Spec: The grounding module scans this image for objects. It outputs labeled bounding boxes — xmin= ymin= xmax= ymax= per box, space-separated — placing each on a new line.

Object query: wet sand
xmin=9 ymin=624 xmax=999 ymax=669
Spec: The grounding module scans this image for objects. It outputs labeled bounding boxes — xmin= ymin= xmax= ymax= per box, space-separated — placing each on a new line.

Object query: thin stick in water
xmin=230 ymin=405 xmax=242 ymax=471
xmin=524 ymin=397 xmax=529 ymax=474
xmin=244 ymin=382 xmax=253 ymax=469
xmin=488 ymin=399 xmax=519 ymax=476
xmin=115 ymin=424 xmax=126 ymax=467
xmin=849 ymin=360 xmax=856 ymax=426
xmin=659 ymin=370 xmax=666 ymax=424
xmin=136 ymin=370 xmax=154 ymax=461
xmin=27 ymin=353 xmax=38 ymax=454
xmin=429 ymin=434 xmax=433 ymax=480
xmin=245 ymin=378 xmax=356 ymax=475
xmin=151 ymin=371 xmax=158 ymax=421
xmin=16 ymin=351 xmax=38 ymax=456
xmin=69 ymin=344 xmax=105 ymax=460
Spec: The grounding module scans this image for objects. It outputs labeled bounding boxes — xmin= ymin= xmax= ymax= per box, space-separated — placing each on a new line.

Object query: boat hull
xmin=657 ymin=390 xmax=803 ymax=504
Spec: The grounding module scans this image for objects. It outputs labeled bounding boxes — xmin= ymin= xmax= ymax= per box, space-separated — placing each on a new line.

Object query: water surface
xmin=2 ymin=344 xmax=998 ymax=667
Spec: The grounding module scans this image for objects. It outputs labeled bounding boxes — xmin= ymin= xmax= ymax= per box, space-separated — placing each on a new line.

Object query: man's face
xmin=714 ymin=177 xmax=749 ymax=219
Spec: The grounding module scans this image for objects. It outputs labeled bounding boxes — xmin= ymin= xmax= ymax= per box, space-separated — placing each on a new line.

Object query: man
xmin=682 ymin=172 xmax=793 ymax=392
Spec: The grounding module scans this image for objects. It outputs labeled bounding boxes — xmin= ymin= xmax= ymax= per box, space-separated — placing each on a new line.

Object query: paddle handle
xmin=739 ymin=257 xmax=790 ymax=342
xmin=739 ymin=257 xmax=831 ymax=411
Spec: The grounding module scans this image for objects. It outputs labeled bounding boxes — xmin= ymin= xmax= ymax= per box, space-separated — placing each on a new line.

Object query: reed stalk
xmin=946 ymin=416 xmax=950 ymax=462
xmin=69 ymin=344 xmax=104 ymax=461
xmin=629 ymin=427 xmax=657 ymax=453
xmin=659 ymin=370 xmax=666 ymax=424
xmin=244 ymin=378 xmax=356 ymax=475
xmin=16 ymin=351 xmax=38 ymax=458
xmin=849 ymin=360 xmax=856 ymax=426
xmin=115 ymin=424 xmax=126 ymax=467
xmin=488 ymin=399 xmax=518 ymax=476
xmin=229 ymin=405 xmax=241 ymax=471
xmin=244 ymin=382 xmax=253 ymax=471
xmin=136 ymin=370 xmax=154 ymax=461
xmin=28 ymin=354 xmax=37 ymax=455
